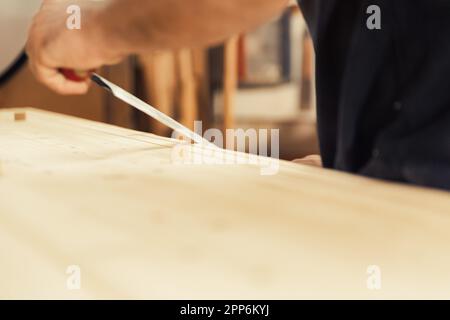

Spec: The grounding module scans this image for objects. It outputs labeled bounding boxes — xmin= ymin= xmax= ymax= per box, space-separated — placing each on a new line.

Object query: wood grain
xmin=0 ymin=108 xmax=449 ymax=299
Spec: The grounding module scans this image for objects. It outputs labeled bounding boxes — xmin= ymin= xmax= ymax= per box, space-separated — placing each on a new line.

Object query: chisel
xmin=60 ymin=69 xmax=212 ymax=146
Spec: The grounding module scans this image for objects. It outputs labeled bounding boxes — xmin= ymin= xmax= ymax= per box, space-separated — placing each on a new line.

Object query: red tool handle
xmin=59 ymin=68 xmax=93 ymax=82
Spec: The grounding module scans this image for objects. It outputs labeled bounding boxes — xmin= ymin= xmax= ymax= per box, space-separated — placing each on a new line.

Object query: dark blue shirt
xmin=298 ymin=0 xmax=450 ymax=190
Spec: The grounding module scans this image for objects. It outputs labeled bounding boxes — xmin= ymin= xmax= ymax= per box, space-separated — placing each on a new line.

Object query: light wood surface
xmin=0 ymin=108 xmax=450 ymax=299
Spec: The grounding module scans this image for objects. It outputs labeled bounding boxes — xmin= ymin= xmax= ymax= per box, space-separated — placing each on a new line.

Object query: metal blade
xmin=91 ymin=73 xmax=210 ymax=146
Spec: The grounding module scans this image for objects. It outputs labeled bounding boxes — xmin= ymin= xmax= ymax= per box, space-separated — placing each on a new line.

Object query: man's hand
xmin=26 ymin=0 xmax=124 ymax=95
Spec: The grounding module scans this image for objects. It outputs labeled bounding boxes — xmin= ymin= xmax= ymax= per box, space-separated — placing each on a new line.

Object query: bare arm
xmin=101 ymin=0 xmax=289 ymax=51
xmin=26 ymin=0 xmax=289 ymax=95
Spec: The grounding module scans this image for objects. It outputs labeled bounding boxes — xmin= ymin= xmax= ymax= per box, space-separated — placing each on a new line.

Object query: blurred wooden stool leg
xmin=138 ymin=51 xmax=176 ymax=136
xmin=300 ymin=32 xmax=314 ymax=113
xmin=192 ymin=48 xmax=211 ymax=130
xmin=102 ymin=60 xmax=136 ymax=129
xmin=223 ymin=36 xmax=239 ymax=147
xmin=176 ymin=49 xmax=198 ymax=132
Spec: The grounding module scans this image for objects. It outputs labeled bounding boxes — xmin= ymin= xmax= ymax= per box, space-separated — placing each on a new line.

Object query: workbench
xmin=0 ymin=108 xmax=449 ymax=299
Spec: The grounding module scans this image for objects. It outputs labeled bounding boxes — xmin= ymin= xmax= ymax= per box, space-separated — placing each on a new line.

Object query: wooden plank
xmin=0 ymin=108 xmax=449 ymax=299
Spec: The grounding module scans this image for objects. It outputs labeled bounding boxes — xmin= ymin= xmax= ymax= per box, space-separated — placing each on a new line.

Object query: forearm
xmin=96 ymin=0 xmax=289 ymax=54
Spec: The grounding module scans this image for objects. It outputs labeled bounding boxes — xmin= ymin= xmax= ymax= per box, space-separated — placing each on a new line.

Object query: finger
xmin=33 ymin=61 xmax=90 ymax=95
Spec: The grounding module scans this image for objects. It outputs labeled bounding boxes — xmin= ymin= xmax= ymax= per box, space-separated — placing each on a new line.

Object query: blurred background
xmin=0 ymin=1 xmax=319 ymax=160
